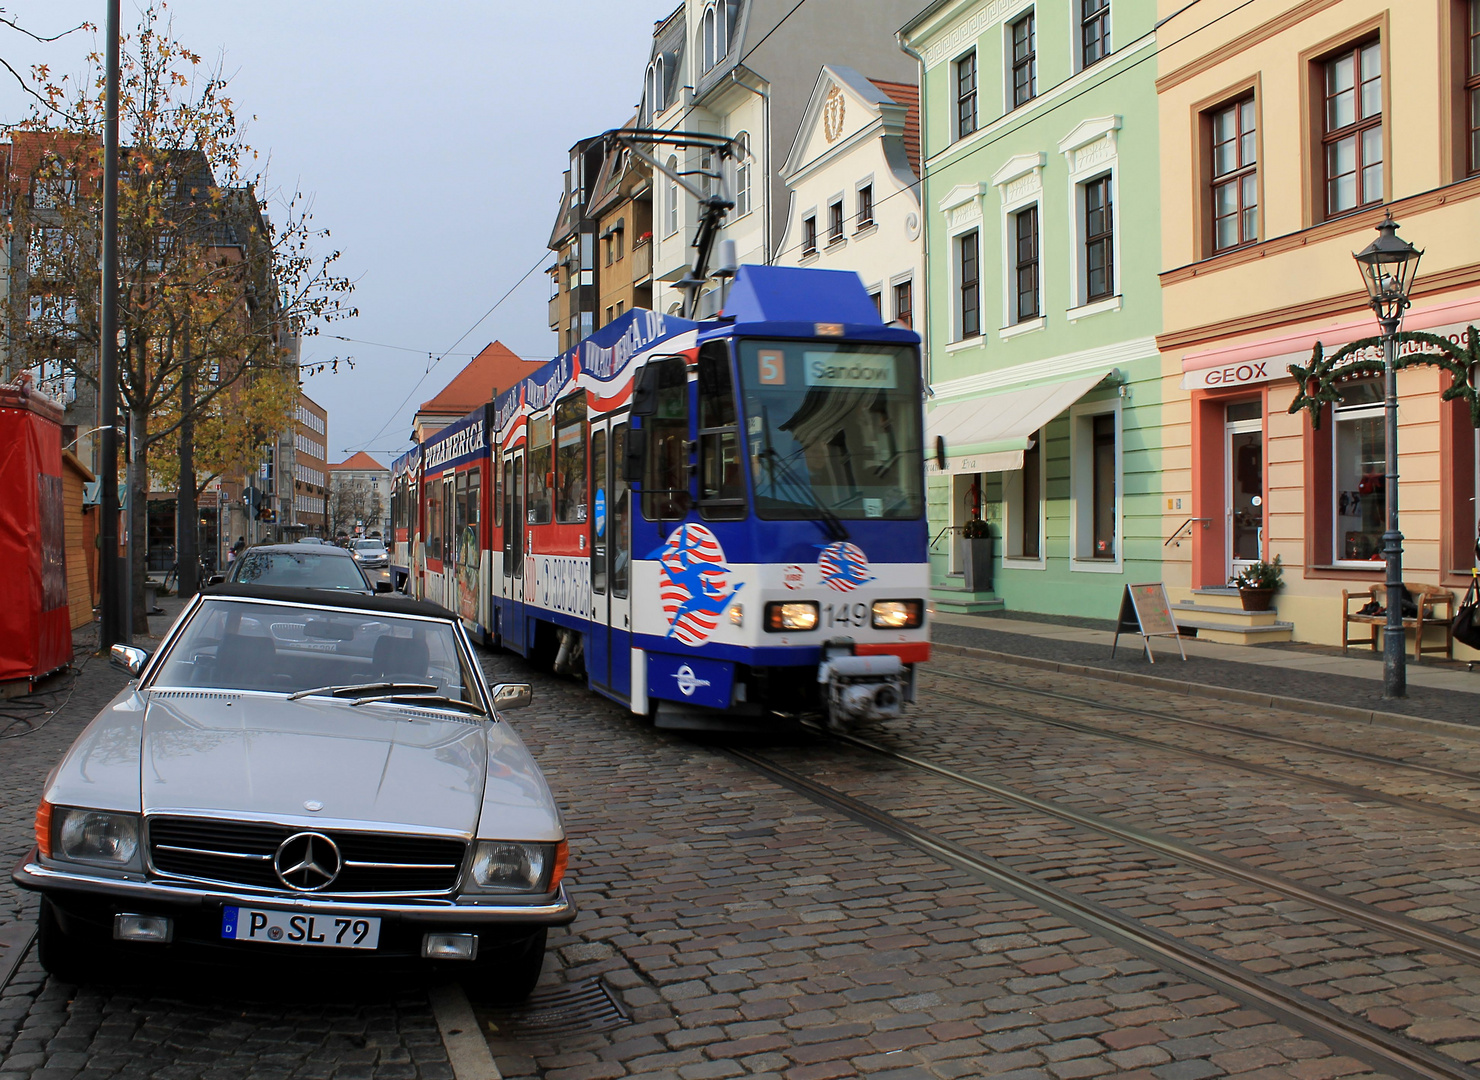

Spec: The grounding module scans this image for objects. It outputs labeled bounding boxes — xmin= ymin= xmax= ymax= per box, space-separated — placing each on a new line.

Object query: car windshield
xmin=354 ymin=540 xmax=385 ymax=552
xmin=232 ymin=550 xmax=368 ymax=590
xmin=737 ymin=339 xmax=924 ymax=520
xmin=152 ymin=598 xmax=481 ymax=705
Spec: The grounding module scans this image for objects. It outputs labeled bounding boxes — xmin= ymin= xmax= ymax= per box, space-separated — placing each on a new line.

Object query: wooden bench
xmin=1341 ymin=583 xmax=1456 ymax=662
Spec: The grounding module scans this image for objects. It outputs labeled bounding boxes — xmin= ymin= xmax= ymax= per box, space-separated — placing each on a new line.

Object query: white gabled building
xmin=778 ymin=65 xmax=921 ymax=330
xmin=641 ymin=0 xmax=922 ymax=317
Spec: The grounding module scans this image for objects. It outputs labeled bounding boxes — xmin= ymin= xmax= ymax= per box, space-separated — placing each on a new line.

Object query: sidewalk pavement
xmin=931 ymin=609 xmax=1480 ymax=733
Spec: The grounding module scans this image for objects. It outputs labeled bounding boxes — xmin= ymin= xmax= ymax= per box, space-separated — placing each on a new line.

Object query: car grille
xmin=147 ymin=816 xmax=466 ymax=896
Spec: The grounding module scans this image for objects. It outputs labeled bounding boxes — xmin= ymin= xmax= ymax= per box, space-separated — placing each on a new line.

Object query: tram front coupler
xmin=817 ymin=639 xmax=905 ymax=726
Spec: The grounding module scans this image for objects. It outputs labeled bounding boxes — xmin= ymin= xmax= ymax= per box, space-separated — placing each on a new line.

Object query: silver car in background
xmin=350 ymin=538 xmax=389 ymax=570
xmin=13 ymin=584 xmax=573 ymax=999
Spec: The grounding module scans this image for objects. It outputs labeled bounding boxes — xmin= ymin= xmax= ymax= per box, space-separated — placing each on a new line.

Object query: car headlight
xmin=871 ymin=600 xmax=923 ymax=629
xmin=52 ymin=807 xmax=141 ymax=868
xmin=468 ymin=840 xmax=567 ymax=893
xmin=764 ymin=601 xmax=819 ymax=632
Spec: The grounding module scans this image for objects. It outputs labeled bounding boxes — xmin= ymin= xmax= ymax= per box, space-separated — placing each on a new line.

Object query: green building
xmin=901 ymin=0 xmax=1164 ymax=620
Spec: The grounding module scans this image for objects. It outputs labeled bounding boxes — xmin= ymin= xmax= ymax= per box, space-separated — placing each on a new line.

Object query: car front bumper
xmin=12 ymin=850 xmax=576 ymax=927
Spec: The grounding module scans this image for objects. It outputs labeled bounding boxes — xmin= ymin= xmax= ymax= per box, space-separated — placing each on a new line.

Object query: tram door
xmin=587 ymin=416 xmax=632 ymax=698
xmin=502 ymin=449 xmax=527 ymax=654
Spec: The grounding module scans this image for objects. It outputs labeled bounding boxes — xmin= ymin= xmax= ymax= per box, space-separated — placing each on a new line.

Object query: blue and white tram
xmin=489 ymin=264 xmax=929 ymax=726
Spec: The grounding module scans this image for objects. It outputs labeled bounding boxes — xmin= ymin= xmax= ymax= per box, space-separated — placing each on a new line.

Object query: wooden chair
xmin=1341 ymin=583 xmax=1456 ymax=662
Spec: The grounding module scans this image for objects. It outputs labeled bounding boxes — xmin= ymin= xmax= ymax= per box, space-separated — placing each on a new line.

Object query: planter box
xmin=958 ymin=534 xmax=994 ymax=593
xmin=1239 ymin=587 xmax=1275 ymax=611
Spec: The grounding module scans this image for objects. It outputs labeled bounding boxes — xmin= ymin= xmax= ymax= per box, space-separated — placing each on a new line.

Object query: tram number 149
xmin=823 ymin=602 xmax=870 ymax=628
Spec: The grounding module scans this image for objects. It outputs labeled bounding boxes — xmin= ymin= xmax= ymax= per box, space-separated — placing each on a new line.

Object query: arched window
xmin=647 ymin=56 xmax=665 ymax=115
xmin=734 ymin=132 xmax=751 ymax=217
xmin=665 ymin=155 xmax=679 ymax=236
xmin=701 ymin=2 xmax=719 ymax=71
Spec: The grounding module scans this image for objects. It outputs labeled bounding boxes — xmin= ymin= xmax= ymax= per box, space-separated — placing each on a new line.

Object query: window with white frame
xmin=665 ymin=156 xmax=679 ymax=236
xmin=1071 ymin=401 xmax=1120 ymax=566
xmin=702 ymin=1 xmax=731 ymax=72
xmin=857 ymin=183 xmax=874 ymax=228
xmin=1004 ymin=432 xmax=1044 ymax=561
xmin=893 ymin=279 xmax=913 ymax=328
xmin=1332 ymin=379 xmax=1385 ymax=562
xmin=734 ymin=132 xmax=751 ymax=217
xmin=956 ymin=51 xmax=978 ymax=140
xmin=828 ymin=198 xmax=844 ymax=244
xmin=1083 ymin=175 xmax=1114 ymax=302
xmin=956 ymin=230 xmax=981 ymax=340
xmin=802 ymin=214 xmax=818 ymax=256
xmin=647 ymin=56 xmax=666 ymax=114
xmin=1010 ymin=11 xmax=1037 ymax=109
xmin=1081 ymin=0 xmax=1111 ymax=69
xmin=1013 ymin=205 xmax=1040 ymax=322
xmin=699 ymin=147 xmax=715 ymax=199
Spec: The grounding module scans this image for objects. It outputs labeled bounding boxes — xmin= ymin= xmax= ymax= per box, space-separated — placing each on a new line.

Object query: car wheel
xmin=466 ymin=927 xmax=547 ymax=1004
xmin=36 ymin=897 xmax=91 ymax=983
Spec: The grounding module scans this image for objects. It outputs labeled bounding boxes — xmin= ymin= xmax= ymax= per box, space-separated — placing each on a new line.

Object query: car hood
xmin=138 ymin=692 xmax=489 ymax=835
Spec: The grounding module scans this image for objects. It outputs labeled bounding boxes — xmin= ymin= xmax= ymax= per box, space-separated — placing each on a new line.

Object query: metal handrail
xmin=1164 ymin=517 xmax=1212 ymax=547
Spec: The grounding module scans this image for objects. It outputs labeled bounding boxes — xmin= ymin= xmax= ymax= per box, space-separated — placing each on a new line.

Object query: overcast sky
xmin=1 ymin=0 xmax=675 ymax=463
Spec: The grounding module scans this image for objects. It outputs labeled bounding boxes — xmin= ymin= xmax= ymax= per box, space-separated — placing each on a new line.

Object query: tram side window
xmin=591 ymin=429 xmax=607 ymax=595
xmin=454 ymin=472 xmax=469 ymax=562
xmin=528 ymin=415 xmax=553 ymax=524
xmin=493 ymin=456 xmax=502 ymax=528
xmin=613 ymin=423 xmax=630 ymax=598
xmin=555 ymin=396 xmax=588 ymax=523
xmin=642 ymin=357 xmax=692 ymax=520
xmin=512 ymin=457 xmax=524 ymax=577
xmin=697 ymin=342 xmax=746 ymax=520
xmin=465 ymin=468 xmax=481 ymax=564
xmin=427 ymin=480 xmax=443 ymax=563
xmin=502 ymin=458 xmax=514 ymax=576
xmin=444 ymin=478 xmax=456 ymax=563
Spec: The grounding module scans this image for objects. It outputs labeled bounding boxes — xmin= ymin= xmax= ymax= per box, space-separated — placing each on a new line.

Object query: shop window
xmin=1092 ymin=415 xmax=1116 ymax=558
xmin=555 ymin=396 xmax=587 ymax=524
xmin=1011 ymin=11 xmax=1036 ymax=109
xmin=1005 ymin=432 xmax=1043 ymax=560
xmin=956 ymin=50 xmax=978 ymax=140
xmin=1321 ymin=39 xmax=1383 ymax=218
xmin=1332 ymin=379 xmax=1385 ymax=563
xmin=697 ymin=342 xmax=745 ymax=520
xmin=643 ymin=357 xmax=692 ymax=520
xmin=1208 ymin=95 xmax=1258 ymax=252
xmin=1072 ymin=404 xmax=1120 ymax=566
xmin=527 ymin=415 xmax=553 ymax=525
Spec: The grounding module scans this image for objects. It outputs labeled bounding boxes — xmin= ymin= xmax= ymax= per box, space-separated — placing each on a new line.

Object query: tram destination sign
xmin=803 ymin=351 xmax=897 ymax=389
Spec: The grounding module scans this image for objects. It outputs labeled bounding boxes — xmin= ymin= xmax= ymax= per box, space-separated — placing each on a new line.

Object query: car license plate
xmin=221 ymin=906 xmax=381 ymax=949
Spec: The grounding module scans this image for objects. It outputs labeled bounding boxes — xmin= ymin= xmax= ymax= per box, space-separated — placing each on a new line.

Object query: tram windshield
xmin=737 ymin=339 xmax=923 ymax=521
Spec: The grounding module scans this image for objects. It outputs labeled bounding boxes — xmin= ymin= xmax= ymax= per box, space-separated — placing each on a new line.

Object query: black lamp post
xmin=1352 ymin=213 xmax=1422 ymax=698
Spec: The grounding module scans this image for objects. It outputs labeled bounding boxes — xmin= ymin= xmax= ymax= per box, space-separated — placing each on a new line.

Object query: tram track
xmin=723 ymin=745 xmax=1480 ymax=1080
xmin=920 ymin=681 xmax=1480 ymax=829
xmin=927 ymin=666 xmax=1480 ymax=784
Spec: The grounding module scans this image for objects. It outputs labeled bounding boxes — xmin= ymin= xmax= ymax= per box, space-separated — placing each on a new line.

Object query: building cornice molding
xmin=990 ymin=151 xmax=1046 ymax=188
xmin=1155 ymin=0 xmax=1343 ymax=94
xmin=930 ymin=335 xmax=1158 ymax=401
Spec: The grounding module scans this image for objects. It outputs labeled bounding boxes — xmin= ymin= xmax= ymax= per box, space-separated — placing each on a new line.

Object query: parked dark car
xmin=211 ymin=544 xmax=391 ymax=595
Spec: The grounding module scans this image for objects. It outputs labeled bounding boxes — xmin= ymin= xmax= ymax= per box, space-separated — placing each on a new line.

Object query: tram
xmin=388 ymin=443 xmax=420 ymax=581
xmin=412 ymin=264 xmax=929 ymax=727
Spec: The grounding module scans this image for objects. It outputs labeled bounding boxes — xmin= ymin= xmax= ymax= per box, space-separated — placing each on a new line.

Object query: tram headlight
xmin=871 ymin=600 xmax=923 ymax=629
xmin=764 ymin=601 xmax=818 ymax=632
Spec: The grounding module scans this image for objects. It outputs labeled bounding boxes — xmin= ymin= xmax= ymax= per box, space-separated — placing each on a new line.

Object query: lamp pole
xmin=1353 ymin=214 xmax=1422 ymax=699
xmin=97 ymin=0 xmax=123 ymax=649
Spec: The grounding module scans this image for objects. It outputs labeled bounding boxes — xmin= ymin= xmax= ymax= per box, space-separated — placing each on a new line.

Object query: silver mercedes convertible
xmin=13 ymin=584 xmax=573 ymax=999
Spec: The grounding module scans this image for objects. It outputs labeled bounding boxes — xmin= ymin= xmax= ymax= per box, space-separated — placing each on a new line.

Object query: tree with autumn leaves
xmin=6 ymin=4 xmax=355 ymax=628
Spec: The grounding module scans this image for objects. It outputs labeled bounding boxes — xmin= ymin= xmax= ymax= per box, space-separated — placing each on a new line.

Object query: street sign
xmin=1110 ymin=583 xmax=1186 ymax=663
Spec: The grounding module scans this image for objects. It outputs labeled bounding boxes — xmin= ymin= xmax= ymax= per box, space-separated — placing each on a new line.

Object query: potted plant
xmin=1232 ymin=555 xmax=1283 ymax=611
xmin=959 ymin=516 xmax=993 ymax=593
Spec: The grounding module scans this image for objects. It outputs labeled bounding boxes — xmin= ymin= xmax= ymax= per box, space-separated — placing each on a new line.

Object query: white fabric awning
xmin=926 ymin=370 xmax=1114 ymax=475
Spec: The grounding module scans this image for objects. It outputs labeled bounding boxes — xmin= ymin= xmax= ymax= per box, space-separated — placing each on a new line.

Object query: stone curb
xmin=932 ymin=641 xmax=1480 ymax=743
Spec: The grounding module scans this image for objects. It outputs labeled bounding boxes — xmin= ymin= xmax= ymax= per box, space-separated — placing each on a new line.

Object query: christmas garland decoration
xmin=1287 ymin=326 xmax=1480 ymax=429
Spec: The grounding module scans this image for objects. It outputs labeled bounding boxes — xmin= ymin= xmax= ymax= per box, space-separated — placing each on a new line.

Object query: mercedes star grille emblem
xmin=274 ymin=831 xmax=342 ymax=891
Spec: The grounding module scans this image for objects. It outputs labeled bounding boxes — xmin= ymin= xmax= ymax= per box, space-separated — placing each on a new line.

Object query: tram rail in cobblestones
xmin=923 ymin=680 xmax=1480 ymax=828
xmin=723 ymin=745 xmax=1480 ymax=1080
xmin=928 ymin=667 xmax=1480 ymax=784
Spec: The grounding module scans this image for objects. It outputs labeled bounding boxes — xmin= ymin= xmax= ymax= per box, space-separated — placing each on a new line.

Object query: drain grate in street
xmin=483 ymin=979 xmax=628 ymax=1037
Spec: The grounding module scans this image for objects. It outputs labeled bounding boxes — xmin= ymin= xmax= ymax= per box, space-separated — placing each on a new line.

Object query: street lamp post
xmin=1352 ymin=214 xmax=1422 ymax=699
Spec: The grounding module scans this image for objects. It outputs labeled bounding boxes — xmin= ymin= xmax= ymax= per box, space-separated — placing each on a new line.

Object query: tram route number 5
xmin=758 ymin=350 xmax=785 ymax=385
xmin=824 ymin=602 xmax=869 ymax=628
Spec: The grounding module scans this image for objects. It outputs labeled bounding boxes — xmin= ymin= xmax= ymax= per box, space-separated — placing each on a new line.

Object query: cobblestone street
xmin=2 ymin=623 xmax=1479 ymax=1080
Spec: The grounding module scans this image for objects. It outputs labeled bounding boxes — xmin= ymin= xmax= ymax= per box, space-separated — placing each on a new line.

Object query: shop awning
xmin=926 ymin=370 xmax=1115 ymax=474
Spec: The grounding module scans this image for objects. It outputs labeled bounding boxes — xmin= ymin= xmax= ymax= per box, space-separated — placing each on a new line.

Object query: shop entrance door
xmin=1226 ymin=402 xmax=1263 ymax=579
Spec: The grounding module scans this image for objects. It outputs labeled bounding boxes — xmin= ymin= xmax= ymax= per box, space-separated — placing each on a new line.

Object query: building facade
xmin=643 ymin=0 xmax=922 ymax=316
xmin=328 ymin=451 xmax=390 ymax=539
xmin=779 ymin=66 xmax=922 ymax=328
xmin=903 ymin=0 xmax=1165 ymax=620
xmin=1155 ymin=0 xmax=1480 ymax=648
xmin=292 ymin=392 xmax=328 ymax=537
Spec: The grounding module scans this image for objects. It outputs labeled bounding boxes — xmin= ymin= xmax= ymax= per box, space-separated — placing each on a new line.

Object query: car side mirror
xmin=622 ymin=427 xmax=647 ymax=483
xmin=374 ymin=580 xmax=394 ymax=593
xmin=109 ymin=644 xmax=150 ymax=678
xmin=206 ymin=574 xmax=225 ymax=586
xmin=490 ymin=682 xmax=533 ymax=712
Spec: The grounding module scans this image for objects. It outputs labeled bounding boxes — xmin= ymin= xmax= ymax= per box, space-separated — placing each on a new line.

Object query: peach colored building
xmin=1156 ymin=0 xmax=1480 ymax=650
